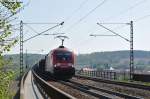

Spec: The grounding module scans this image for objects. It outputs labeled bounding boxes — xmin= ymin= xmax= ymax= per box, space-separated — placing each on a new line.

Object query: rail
xmin=59 ymin=80 xmax=118 ymax=99
xmin=75 ymin=75 xmax=150 ymax=91
xmin=69 ymin=80 xmax=141 ymax=99
xmin=32 ymin=69 xmax=76 ymax=99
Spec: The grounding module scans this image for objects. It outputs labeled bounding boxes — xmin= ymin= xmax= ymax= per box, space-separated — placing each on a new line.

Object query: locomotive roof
xmin=51 ymin=46 xmax=71 ymax=52
xmin=47 ymin=46 xmax=74 ymax=56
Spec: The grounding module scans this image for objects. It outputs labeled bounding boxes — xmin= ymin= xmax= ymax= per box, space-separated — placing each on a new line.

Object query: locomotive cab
xmin=45 ymin=46 xmax=75 ymax=79
xmin=53 ymin=46 xmax=75 ymax=78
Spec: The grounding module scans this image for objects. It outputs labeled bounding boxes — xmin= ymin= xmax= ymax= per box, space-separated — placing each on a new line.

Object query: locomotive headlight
xmin=54 ymin=64 xmax=57 ymax=67
xmin=68 ymin=63 xmax=74 ymax=67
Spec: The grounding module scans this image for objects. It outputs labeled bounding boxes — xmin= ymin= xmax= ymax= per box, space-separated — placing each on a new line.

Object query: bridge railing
xmin=32 ymin=69 xmax=76 ymax=99
xmin=20 ymin=70 xmax=29 ymax=99
xmin=76 ymin=69 xmax=130 ymax=80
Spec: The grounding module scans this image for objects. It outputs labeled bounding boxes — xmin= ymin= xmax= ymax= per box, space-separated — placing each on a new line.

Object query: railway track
xmin=56 ymin=79 xmax=142 ymax=99
xmin=75 ymin=75 xmax=150 ymax=91
xmin=38 ymin=72 xmax=118 ymax=98
xmin=72 ymin=75 xmax=150 ymax=99
xmin=32 ymin=69 xmax=148 ymax=99
xmin=67 ymin=80 xmax=141 ymax=99
xmin=59 ymin=80 xmax=119 ymax=99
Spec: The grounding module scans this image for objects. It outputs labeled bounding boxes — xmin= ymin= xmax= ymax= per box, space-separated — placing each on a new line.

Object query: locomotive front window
xmin=55 ymin=51 xmax=72 ymax=62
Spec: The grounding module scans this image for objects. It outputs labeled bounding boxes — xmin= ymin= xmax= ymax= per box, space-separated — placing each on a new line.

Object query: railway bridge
xmin=19 ymin=66 xmax=150 ymax=99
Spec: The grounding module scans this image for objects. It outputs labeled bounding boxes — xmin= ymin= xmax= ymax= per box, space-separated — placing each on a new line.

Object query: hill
xmin=76 ymin=50 xmax=150 ymax=70
xmin=3 ymin=54 xmax=45 ymax=70
xmin=4 ymin=50 xmax=150 ymax=71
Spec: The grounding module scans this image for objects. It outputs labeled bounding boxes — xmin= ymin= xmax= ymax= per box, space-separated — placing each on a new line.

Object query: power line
xmin=23 ymin=23 xmax=65 ymax=39
xmin=134 ymin=14 xmax=150 ymax=22
xmin=23 ymin=23 xmax=39 ymax=38
xmin=94 ymin=0 xmax=147 ymax=33
xmin=43 ymin=33 xmax=65 ymax=36
xmin=55 ymin=0 xmax=89 ymax=33
xmin=23 ymin=22 xmax=60 ymax=25
xmin=23 ymin=22 xmax=64 ymax=42
xmin=92 ymin=21 xmax=132 ymax=39
xmin=97 ymin=23 xmax=130 ymax=42
xmin=71 ymin=25 xmax=97 ymax=48
xmin=64 ymin=0 xmax=89 ymax=22
xmin=97 ymin=22 xmax=129 ymax=25
xmin=23 ymin=22 xmax=62 ymax=38
xmin=92 ymin=21 xmax=134 ymax=80
xmin=90 ymin=34 xmax=117 ymax=37
xmin=65 ymin=0 xmax=107 ymax=32
xmin=5 ymin=17 xmax=18 ymax=24
xmin=24 ymin=23 xmax=39 ymax=33
xmin=121 ymin=0 xmax=148 ymax=14
xmin=67 ymin=0 xmax=150 ymax=38
xmin=105 ymin=0 xmax=148 ymax=21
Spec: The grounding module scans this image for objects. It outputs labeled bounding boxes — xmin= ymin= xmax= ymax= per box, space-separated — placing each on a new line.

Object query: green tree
xmin=0 ymin=0 xmax=22 ymax=98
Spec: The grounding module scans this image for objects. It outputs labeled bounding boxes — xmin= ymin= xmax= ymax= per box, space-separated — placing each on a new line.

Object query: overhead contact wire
xmin=65 ymin=0 xmax=107 ymax=32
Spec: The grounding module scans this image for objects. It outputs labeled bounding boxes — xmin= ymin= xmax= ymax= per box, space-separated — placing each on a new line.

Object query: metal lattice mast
xmin=130 ymin=21 xmax=134 ymax=80
xmin=93 ymin=21 xmax=134 ymax=80
xmin=20 ymin=20 xmax=23 ymax=77
xmin=25 ymin=49 xmax=28 ymax=69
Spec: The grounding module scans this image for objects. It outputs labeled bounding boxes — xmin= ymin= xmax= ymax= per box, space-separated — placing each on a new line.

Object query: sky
xmin=6 ymin=0 xmax=150 ymax=54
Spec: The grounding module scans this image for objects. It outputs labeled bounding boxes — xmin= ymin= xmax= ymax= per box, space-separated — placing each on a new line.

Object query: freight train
xmin=36 ymin=45 xmax=75 ymax=79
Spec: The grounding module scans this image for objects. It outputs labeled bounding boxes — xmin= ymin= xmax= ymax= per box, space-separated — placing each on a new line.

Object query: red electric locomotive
xmin=39 ymin=45 xmax=75 ymax=79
